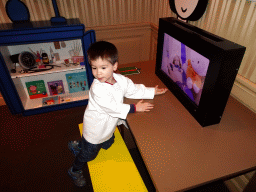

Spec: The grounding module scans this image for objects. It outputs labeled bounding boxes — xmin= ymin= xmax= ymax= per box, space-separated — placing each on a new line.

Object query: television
xmin=155 ymin=17 xmax=246 ymax=127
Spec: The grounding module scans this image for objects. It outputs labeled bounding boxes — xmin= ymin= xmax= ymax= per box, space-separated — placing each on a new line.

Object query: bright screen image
xmin=161 ymin=33 xmax=210 ymax=106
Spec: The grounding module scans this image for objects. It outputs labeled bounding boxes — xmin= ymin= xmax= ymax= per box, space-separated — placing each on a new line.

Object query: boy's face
xmin=91 ymin=58 xmax=118 ymax=84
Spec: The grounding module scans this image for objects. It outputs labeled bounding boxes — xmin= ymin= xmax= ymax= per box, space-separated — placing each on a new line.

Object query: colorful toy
xmin=46 ymin=99 xmax=55 ymax=105
xmin=167 ymin=54 xmax=184 ymax=89
xmin=28 ymin=85 xmax=37 ymax=94
xmin=186 ymin=50 xmax=209 ymax=104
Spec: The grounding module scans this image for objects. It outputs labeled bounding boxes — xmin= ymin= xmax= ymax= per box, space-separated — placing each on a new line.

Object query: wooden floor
xmin=0 ymin=104 xmax=230 ymax=192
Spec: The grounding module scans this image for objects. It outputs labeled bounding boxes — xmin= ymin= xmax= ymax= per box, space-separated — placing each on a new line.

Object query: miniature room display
xmin=0 ymin=3 xmax=95 ymax=116
xmin=4 ymin=38 xmax=89 ymax=110
xmin=8 ymin=39 xmax=84 ymax=74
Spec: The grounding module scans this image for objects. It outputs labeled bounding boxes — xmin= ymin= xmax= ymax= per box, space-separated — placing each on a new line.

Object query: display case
xmin=0 ymin=19 xmax=95 ymax=116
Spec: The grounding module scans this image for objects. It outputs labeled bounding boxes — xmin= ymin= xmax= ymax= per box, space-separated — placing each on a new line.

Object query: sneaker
xmin=68 ymin=141 xmax=80 ymax=157
xmin=68 ymin=167 xmax=86 ymax=187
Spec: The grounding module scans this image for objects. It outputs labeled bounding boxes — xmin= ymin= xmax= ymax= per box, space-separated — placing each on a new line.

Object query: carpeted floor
xmin=0 ymin=104 xmax=230 ymax=192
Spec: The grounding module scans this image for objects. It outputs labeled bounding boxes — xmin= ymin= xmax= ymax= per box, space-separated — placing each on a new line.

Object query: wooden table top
xmin=122 ymin=60 xmax=256 ymax=192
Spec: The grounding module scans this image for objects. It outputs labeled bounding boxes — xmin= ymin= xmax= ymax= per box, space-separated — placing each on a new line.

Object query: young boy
xmin=68 ymin=41 xmax=167 ymax=187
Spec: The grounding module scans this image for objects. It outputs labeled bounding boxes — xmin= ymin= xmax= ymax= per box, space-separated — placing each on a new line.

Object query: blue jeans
xmin=73 ymin=134 xmax=115 ymax=171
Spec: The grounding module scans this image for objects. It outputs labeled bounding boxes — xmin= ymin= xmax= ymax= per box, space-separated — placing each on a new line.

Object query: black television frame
xmin=155 ymin=17 xmax=246 ymax=127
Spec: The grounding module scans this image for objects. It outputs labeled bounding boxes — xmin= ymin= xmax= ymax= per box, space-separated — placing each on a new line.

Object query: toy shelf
xmin=12 ymin=67 xmax=89 ymax=111
xmin=0 ymin=19 xmax=95 ymax=115
xmin=23 ymin=91 xmax=89 ymax=110
xmin=10 ymin=64 xmax=86 ymax=79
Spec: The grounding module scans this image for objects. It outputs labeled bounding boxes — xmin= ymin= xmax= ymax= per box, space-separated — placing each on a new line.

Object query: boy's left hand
xmin=154 ymin=85 xmax=168 ymax=95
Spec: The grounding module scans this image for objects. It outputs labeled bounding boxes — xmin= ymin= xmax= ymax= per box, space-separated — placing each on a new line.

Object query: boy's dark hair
xmin=87 ymin=41 xmax=118 ymax=65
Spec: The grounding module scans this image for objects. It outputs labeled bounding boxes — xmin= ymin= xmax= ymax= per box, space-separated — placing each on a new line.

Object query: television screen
xmin=155 ymin=17 xmax=246 ymax=127
xmin=161 ymin=33 xmax=210 ymax=106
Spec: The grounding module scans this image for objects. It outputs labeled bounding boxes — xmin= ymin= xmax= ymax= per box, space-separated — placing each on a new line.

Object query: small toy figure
xmin=167 ymin=54 xmax=184 ymax=89
xmin=57 ymin=84 xmax=64 ymax=94
xmin=185 ymin=50 xmax=209 ymax=105
xmin=29 ymin=85 xmax=37 ymax=94
xmin=36 ymin=51 xmax=41 ymax=59
xmin=43 ymin=98 xmax=55 ymax=105
xmin=50 ymin=85 xmax=58 ymax=95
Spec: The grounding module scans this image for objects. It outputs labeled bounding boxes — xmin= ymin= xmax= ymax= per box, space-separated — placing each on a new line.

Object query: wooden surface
xmin=123 ymin=60 xmax=256 ymax=192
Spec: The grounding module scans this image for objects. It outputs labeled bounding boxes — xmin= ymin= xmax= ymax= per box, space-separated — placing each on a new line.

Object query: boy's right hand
xmin=136 ymin=100 xmax=154 ymax=112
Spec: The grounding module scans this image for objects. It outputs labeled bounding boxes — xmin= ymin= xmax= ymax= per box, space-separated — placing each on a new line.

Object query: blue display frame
xmin=0 ymin=19 xmax=95 ymax=116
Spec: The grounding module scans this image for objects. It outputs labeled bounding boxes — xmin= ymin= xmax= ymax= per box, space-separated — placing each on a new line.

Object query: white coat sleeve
xmin=124 ymin=77 xmax=155 ymax=99
xmin=91 ymin=83 xmax=130 ymax=119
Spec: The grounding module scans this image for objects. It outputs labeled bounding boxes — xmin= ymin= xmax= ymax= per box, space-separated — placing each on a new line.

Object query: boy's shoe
xmin=68 ymin=141 xmax=80 ymax=157
xmin=68 ymin=167 xmax=86 ymax=187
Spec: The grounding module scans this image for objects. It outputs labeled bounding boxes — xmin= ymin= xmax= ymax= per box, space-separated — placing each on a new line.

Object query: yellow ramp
xmin=79 ymin=123 xmax=148 ymax=192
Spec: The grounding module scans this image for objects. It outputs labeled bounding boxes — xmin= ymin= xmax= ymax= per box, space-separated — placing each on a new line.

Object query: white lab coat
xmin=83 ymin=73 xmax=155 ymax=144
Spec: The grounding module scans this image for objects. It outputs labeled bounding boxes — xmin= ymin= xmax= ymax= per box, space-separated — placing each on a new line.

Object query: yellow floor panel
xmin=78 ymin=123 xmax=148 ymax=192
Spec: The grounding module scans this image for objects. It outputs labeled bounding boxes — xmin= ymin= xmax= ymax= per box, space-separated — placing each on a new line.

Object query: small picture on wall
xmin=47 ymin=80 xmax=65 ymax=96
